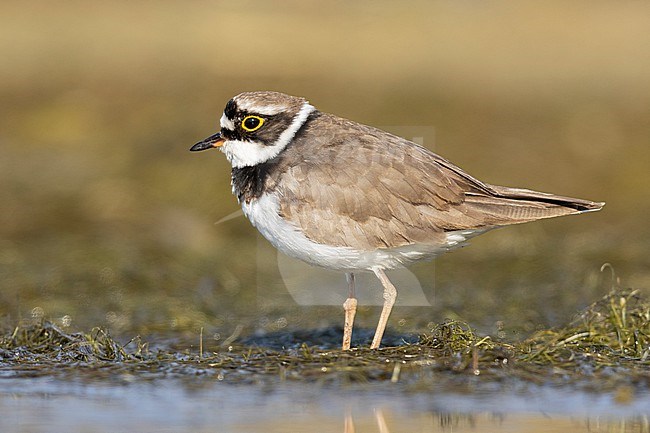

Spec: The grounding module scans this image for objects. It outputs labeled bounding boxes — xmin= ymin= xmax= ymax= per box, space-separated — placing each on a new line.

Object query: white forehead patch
xmin=220 ymin=113 xmax=235 ymax=131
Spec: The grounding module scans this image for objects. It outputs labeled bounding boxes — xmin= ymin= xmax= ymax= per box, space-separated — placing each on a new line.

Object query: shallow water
xmin=1 ymin=377 xmax=648 ymax=433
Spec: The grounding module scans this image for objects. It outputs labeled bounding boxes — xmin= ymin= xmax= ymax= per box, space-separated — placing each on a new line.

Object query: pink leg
xmin=342 ymin=272 xmax=357 ymax=350
xmin=371 ymin=268 xmax=398 ymax=349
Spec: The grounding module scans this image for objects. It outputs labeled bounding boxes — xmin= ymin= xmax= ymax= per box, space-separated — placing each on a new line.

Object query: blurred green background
xmin=1 ymin=1 xmax=648 ymax=344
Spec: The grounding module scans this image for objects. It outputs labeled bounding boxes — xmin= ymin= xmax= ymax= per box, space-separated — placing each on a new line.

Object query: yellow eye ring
xmin=241 ymin=115 xmax=265 ymax=132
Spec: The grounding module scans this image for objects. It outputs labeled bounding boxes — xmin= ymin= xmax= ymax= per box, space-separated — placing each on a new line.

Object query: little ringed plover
xmin=190 ymin=91 xmax=604 ymax=350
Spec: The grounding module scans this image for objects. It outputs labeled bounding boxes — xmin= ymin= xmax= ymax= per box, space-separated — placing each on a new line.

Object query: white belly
xmin=241 ymin=193 xmax=482 ymax=271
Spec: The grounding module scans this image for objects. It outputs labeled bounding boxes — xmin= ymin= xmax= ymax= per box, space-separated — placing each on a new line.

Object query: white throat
xmin=220 ymin=102 xmax=315 ymax=168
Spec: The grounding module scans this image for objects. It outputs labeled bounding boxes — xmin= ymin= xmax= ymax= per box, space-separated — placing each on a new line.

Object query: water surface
xmin=2 ymin=377 xmax=649 ymax=433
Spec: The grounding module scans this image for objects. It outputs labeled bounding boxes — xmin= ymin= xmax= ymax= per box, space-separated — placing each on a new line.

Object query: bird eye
xmin=241 ymin=115 xmax=265 ymax=132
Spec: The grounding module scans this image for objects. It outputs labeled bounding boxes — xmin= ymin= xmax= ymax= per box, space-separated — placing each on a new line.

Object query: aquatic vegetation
xmin=1 ymin=288 xmax=648 ymax=390
xmin=521 ymin=288 xmax=650 ymax=367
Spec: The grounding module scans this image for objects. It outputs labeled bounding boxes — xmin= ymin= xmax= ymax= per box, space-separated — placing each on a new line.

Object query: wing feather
xmin=269 ymin=113 xmax=602 ymax=250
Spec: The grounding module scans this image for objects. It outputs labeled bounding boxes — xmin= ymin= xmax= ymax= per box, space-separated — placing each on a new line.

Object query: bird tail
xmin=464 ymin=185 xmax=605 ymax=225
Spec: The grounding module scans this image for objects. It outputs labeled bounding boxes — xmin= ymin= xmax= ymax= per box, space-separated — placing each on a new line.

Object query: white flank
xmin=445 ymin=230 xmax=481 ymax=247
xmin=220 ymin=102 xmax=315 ymax=168
xmin=242 ymin=193 xmax=484 ymax=271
